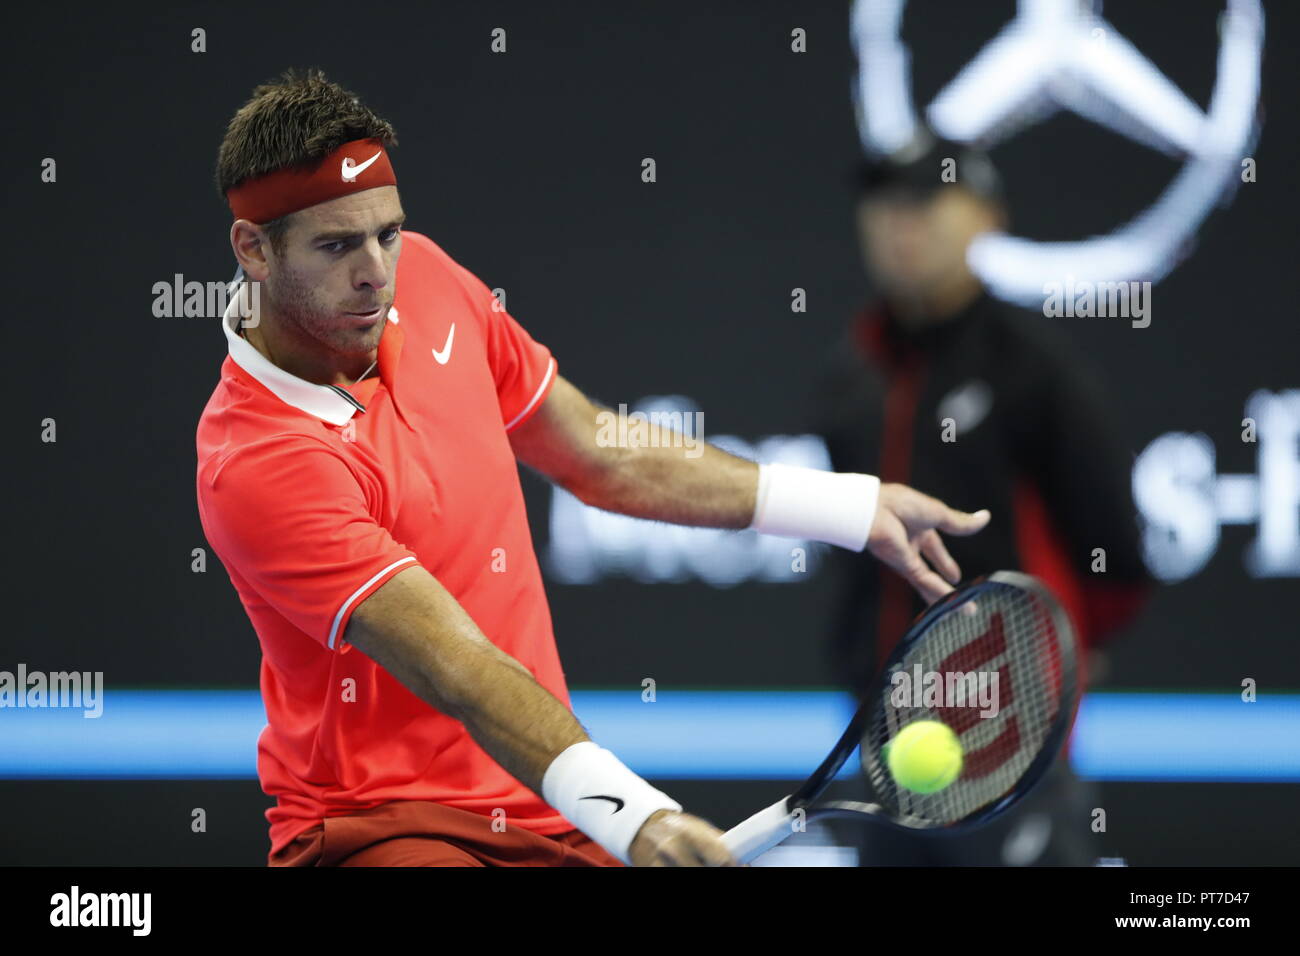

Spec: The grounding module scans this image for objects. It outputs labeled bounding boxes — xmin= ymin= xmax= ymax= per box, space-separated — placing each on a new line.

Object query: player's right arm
xmin=198 ymin=435 xmax=732 ymax=867
xmin=345 ymin=564 xmax=737 ymax=867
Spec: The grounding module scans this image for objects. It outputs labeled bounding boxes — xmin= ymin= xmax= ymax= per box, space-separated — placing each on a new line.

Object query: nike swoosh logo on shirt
xmin=432 ymin=323 xmax=456 ymax=365
xmin=341 ymin=151 xmax=382 ymax=182
xmin=579 ymin=795 xmax=625 ymax=813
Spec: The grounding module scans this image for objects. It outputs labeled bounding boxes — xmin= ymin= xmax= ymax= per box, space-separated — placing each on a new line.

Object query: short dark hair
xmin=214 ymin=67 xmax=398 ymax=255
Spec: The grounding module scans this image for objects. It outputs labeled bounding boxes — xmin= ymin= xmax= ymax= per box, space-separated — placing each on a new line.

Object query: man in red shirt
xmin=197 ymin=68 xmax=990 ymax=867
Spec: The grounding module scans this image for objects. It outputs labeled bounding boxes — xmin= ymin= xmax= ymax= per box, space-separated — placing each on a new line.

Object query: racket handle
xmin=722 ymin=797 xmax=798 ymax=865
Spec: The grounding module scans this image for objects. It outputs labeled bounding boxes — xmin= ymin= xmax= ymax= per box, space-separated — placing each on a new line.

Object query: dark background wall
xmin=4 ymin=1 xmax=1297 ymax=865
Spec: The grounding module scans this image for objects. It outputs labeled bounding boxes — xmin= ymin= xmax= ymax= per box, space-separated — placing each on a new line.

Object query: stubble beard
xmin=266 ymin=265 xmax=384 ymax=358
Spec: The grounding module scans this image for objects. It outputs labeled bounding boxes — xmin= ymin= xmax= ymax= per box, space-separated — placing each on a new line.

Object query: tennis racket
xmin=722 ymin=570 xmax=1079 ymax=864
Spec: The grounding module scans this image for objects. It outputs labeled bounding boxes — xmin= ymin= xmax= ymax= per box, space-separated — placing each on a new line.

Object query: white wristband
xmin=542 ymin=741 xmax=682 ymax=865
xmin=748 ymin=462 xmax=881 ymax=552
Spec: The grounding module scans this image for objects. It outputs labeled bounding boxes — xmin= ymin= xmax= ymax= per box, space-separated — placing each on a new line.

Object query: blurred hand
xmin=628 ymin=809 xmax=740 ymax=867
xmin=867 ymin=483 xmax=991 ymax=605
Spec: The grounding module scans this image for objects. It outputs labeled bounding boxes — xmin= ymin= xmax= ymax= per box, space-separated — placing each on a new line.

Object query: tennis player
xmin=195 ymin=69 xmax=991 ymax=868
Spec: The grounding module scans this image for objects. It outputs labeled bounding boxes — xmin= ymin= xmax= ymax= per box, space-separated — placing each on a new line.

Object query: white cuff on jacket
xmin=748 ymin=462 xmax=881 ymax=552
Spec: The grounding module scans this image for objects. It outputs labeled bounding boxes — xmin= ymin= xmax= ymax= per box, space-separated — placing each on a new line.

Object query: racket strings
xmin=863 ymin=581 xmax=1075 ymax=826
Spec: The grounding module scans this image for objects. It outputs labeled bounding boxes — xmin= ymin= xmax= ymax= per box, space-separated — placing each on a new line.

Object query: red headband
xmin=226 ymin=137 xmax=397 ymax=223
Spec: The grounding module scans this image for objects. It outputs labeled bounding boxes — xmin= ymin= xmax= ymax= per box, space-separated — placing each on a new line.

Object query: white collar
xmin=222 ymin=282 xmax=366 ymax=426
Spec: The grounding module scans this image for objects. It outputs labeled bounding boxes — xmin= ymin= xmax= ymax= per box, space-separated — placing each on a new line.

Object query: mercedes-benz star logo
xmin=850 ymin=0 xmax=1264 ymax=306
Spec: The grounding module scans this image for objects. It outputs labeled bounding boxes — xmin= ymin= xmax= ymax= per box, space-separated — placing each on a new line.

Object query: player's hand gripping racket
xmin=722 ymin=570 xmax=1079 ymax=864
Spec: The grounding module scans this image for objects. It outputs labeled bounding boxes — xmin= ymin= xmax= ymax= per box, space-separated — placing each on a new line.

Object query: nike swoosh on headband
xmin=341 ymin=151 xmax=382 ymax=182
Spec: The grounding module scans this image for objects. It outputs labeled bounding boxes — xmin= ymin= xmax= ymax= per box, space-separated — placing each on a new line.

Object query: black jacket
xmin=813 ymin=292 xmax=1152 ymax=694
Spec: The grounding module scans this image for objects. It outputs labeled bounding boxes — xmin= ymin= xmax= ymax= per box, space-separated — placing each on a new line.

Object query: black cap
xmin=853 ymin=129 xmax=1003 ymax=203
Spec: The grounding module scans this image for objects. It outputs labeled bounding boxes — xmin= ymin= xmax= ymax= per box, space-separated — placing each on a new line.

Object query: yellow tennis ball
xmin=885 ymin=720 xmax=963 ymax=794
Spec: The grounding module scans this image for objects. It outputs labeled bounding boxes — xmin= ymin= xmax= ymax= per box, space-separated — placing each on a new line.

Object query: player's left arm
xmin=509 ymin=374 xmax=990 ymax=603
xmin=509 ymin=374 xmax=758 ymax=529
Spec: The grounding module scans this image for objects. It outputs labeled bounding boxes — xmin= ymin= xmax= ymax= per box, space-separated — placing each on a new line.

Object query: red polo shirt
xmin=195 ymin=231 xmax=569 ymax=857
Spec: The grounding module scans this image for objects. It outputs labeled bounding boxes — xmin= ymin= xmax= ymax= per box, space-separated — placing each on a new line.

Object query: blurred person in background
xmin=813 ymin=131 xmax=1154 ymax=866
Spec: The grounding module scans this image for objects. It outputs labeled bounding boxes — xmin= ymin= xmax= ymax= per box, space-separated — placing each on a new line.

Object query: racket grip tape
xmin=721 ymin=797 xmax=799 ymax=864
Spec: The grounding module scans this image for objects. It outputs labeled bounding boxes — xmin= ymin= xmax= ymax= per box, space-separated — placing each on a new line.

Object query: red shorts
xmin=269 ymin=800 xmax=624 ymax=867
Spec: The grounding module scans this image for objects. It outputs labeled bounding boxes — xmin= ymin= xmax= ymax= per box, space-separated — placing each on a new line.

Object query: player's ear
xmin=231 ymin=219 xmax=274 ymax=281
